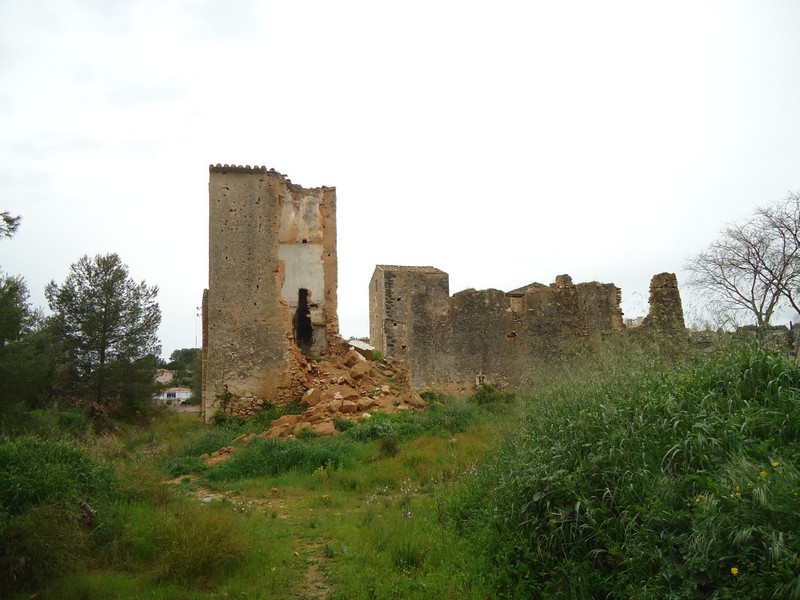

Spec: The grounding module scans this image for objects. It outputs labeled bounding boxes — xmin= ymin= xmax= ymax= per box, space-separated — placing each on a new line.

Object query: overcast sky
xmin=1 ymin=1 xmax=799 ymax=358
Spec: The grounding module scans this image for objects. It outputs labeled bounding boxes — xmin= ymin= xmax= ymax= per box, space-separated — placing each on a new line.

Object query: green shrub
xmin=0 ymin=436 xmax=116 ymax=594
xmin=153 ymin=501 xmax=249 ymax=584
xmin=347 ymin=414 xmax=397 ymax=441
xmin=210 ymin=401 xmax=301 ymax=430
xmin=445 ymin=345 xmax=800 ymax=598
xmin=333 ymin=416 xmax=356 ymax=432
xmin=164 ymin=455 xmax=208 ymax=478
xmin=346 ymin=398 xmax=479 ymax=444
xmin=419 ymin=390 xmax=448 ymax=403
xmin=0 ymin=436 xmax=115 ymax=515
xmin=203 ymin=437 xmax=354 ymax=481
xmin=390 ymin=530 xmax=426 ymax=570
xmin=296 ymin=426 xmax=319 ymax=440
xmin=417 ymin=396 xmax=479 ymax=434
xmin=245 ymin=401 xmax=302 ymax=431
xmin=0 ymin=502 xmax=88 ymax=595
xmin=468 ymin=383 xmax=515 ymax=405
xmin=379 ymin=434 xmax=400 ymax=458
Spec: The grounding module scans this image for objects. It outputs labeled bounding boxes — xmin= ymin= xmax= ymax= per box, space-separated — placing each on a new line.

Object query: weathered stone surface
xmin=201 ymin=167 xmax=339 ymax=423
xmin=343 ymin=349 xmax=365 ymax=368
xmin=350 ymin=361 xmax=372 ymax=380
xmin=369 ymin=266 xmax=683 ymax=393
xmin=641 ymin=273 xmax=685 ymax=334
xmin=300 ymin=388 xmax=322 ymax=408
xmin=406 ymin=393 xmax=426 ymax=409
xmin=312 ymin=419 xmax=337 ymax=436
xmin=340 ymin=400 xmax=358 ymax=414
xmin=357 ymin=396 xmax=377 ymax=411
xmin=322 ymin=385 xmax=359 ymax=402
xmin=271 ymin=414 xmax=301 ymax=428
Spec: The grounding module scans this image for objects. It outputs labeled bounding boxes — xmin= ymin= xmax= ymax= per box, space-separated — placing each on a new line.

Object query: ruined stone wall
xmin=641 ymin=272 xmax=684 ymax=333
xmin=202 ymin=165 xmax=338 ymax=422
xmin=369 ymin=267 xmax=682 ymax=393
xmin=369 ymin=266 xmax=449 ymax=359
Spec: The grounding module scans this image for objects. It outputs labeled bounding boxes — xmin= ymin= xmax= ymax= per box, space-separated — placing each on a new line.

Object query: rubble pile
xmin=201 ymin=343 xmax=425 ymax=464
xmin=263 ymin=347 xmax=426 ymax=439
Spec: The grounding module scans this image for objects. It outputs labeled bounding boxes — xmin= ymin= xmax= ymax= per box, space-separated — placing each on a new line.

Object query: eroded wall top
xmin=369 ymin=267 xmax=684 ymax=393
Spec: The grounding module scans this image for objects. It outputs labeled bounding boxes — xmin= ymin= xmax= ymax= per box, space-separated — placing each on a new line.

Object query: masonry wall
xmin=369 ymin=266 xmax=449 ymax=359
xmin=369 ymin=267 xmax=682 ymax=393
xmin=203 ymin=165 xmax=338 ymax=422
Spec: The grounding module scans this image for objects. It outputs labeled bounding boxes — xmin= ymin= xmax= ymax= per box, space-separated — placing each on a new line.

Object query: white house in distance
xmin=155 ymin=387 xmax=193 ymax=404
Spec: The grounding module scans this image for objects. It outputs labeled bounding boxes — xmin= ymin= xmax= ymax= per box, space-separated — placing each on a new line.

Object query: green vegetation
xmin=46 ymin=253 xmax=161 ymax=408
xmin=445 ymin=344 xmax=800 ymax=598
xmin=2 ymin=340 xmax=799 ymax=598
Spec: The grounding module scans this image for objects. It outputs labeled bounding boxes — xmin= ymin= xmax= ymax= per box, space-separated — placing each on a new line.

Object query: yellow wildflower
xmin=731 ymin=566 xmax=739 ymax=576
xmin=772 ymin=460 xmax=780 ymax=468
xmin=760 ymin=471 xmax=768 ymax=478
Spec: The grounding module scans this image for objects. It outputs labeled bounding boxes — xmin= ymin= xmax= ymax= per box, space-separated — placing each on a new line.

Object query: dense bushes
xmin=203 ymin=436 xmax=356 ymax=481
xmin=445 ymin=346 xmax=800 ymax=598
xmin=345 ymin=396 xmax=480 ymax=443
xmin=0 ymin=436 xmax=116 ymax=594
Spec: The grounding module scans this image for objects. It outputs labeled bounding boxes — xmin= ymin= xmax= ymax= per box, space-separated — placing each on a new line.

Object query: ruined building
xmin=202 ymin=165 xmax=338 ymax=422
xmin=202 ymin=164 xmax=686 ymax=419
xmin=369 ymin=266 xmax=684 ymax=393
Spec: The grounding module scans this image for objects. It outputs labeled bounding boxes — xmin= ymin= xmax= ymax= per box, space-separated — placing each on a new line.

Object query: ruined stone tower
xmin=202 ymin=165 xmax=338 ymax=422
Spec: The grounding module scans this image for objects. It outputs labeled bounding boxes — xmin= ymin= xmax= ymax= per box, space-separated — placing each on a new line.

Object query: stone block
xmin=301 ymin=387 xmax=322 ymax=408
xmin=271 ymin=414 xmax=301 ymax=428
xmin=344 ymin=349 xmax=365 ymax=368
xmin=350 ymin=361 xmax=372 ymax=381
xmin=312 ymin=420 xmax=337 ymax=436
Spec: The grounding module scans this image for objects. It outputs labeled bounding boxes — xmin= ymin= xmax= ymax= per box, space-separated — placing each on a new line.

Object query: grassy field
xmin=3 ymin=340 xmax=800 ymax=599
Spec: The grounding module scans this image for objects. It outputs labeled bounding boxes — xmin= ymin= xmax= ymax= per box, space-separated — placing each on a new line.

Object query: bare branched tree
xmin=686 ymin=192 xmax=800 ymax=329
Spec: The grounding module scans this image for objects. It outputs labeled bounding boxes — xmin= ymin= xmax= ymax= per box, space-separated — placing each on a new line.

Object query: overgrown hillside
xmin=446 ymin=345 xmax=800 ymax=598
xmin=2 ymin=342 xmax=798 ymax=599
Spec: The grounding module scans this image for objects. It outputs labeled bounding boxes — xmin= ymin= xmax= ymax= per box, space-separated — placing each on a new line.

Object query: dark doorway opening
xmin=293 ymin=288 xmax=313 ymax=355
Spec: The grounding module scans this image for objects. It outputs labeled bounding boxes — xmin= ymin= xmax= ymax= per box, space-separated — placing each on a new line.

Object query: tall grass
xmin=203 ymin=436 xmax=357 ymax=481
xmin=0 ymin=436 xmax=116 ymax=594
xmin=444 ymin=344 xmax=800 ymax=598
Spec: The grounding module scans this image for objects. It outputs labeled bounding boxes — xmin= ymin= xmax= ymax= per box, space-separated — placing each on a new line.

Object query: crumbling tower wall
xmin=641 ymin=272 xmax=685 ymax=333
xmin=202 ymin=165 xmax=338 ymax=422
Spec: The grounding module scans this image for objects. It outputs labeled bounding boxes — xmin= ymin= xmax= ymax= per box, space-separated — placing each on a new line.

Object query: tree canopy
xmin=45 ymin=253 xmax=161 ymax=404
xmin=0 ymin=212 xmax=20 ymax=239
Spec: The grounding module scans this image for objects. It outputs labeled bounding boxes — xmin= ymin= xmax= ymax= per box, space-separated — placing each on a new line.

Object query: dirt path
xmin=165 ymin=475 xmax=333 ymax=599
xmin=290 ymin=540 xmax=330 ymax=599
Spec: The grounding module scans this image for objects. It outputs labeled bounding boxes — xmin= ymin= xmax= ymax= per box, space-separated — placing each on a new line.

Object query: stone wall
xmin=640 ymin=272 xmax=684 ymax=333
xmin=202 ymin=165 xmax=338 ymax=422
xmin=369 ymin=267 xmax=684 ymax=393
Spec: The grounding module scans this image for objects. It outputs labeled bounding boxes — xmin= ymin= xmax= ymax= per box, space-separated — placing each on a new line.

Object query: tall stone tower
xmin=202 ymin=165 xmax=338 ymax=422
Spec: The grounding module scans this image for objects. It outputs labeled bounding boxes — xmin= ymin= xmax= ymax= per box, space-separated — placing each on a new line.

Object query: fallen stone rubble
xmin=201 ymin=346 xmax=425 ymax=465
